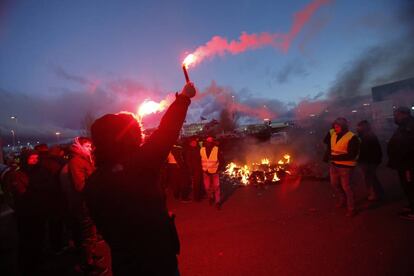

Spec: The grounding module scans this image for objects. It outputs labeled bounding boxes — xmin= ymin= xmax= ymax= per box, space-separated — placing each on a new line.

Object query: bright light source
xmin=352 ymin=110 xmax=357 ymax=113
xmin=309 ymin=114 xmax=315 ymax=117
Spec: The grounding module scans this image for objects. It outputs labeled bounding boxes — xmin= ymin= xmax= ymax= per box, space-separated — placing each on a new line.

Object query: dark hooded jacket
xmin=84 ymin=94 xmax=190 ymax=275
xmin=387 ymin=116 xmax=414 ymax=170
xmin=68 ymin=138 xmax=95 ymax=192
xmin=358 ymin=132 xmax=382 ymax=165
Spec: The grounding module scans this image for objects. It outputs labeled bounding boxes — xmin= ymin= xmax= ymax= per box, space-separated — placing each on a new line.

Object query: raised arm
xmin=140 ymin=83 xmax=196 ymax=168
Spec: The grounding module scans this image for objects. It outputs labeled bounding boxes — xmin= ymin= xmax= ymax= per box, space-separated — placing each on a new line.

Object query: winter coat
xmin=387 ymin=117 xmax=414 ymax=170
xmin=358 ymin=132 xmax=382 ymax=165
xmin=68 ymin=142 xmax=94 ymax=192
xmin=84 ymin=95 xmax=190 ymax=275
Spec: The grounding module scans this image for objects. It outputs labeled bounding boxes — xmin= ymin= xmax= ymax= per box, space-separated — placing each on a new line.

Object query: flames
xmin=183 ymin=53 xmax=197 ymax=69
xmin=224 ymin=154 xmax=292 ymax=186
xmin=137 ymin=99 xmax=168 ymax=118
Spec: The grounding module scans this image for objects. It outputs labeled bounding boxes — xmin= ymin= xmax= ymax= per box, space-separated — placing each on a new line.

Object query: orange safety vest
xmin=330 ymin=129 xmax=357 ymax=167
xmin=200 ymin=146 xmax=219 ymax=174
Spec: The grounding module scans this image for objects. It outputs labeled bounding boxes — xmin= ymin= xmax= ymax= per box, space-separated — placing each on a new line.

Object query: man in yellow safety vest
xmin=324 ymin=117 xmax=360 ymax=217
xmin=200 ymin=137 xmax=221 ymax=209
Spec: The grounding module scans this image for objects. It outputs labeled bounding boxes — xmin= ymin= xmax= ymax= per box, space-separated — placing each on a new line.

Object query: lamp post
xmin=11 ymin=130 xmax=15 ymax=148
xmin=10 ymin=116 xmax=18 ymax=147
xmin=55 ymin=132 xmax=61 ymax=143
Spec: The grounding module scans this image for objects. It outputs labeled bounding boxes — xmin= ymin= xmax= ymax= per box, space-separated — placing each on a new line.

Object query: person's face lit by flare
xmin=82 ymin=142 xmax=93 ymax=153
xmin=333 ymin=124 xmax=342 ymax=134
xmin=27 ymin=154 xmax=39 ymax=165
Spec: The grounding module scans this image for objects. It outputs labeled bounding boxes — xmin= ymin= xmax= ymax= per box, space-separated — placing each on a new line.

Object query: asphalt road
xmin=169 ymin=168 xmax=414 ymax=276
xmin=1 ymin=167 xmax=413 ymax=275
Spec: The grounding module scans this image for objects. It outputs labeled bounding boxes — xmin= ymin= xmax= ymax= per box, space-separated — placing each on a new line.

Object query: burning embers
xmin=224 ymin=154 xmax=292 ymax=186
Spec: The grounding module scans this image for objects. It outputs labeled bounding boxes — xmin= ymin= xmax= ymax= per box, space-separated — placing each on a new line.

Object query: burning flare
xmin=138 ymin=99 xmax=168 ymax=118
xmin=183 ymin=54 xmax=196 ymax=69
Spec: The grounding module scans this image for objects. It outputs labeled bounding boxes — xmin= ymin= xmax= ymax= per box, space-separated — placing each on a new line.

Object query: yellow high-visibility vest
xmin=330 ymin=130 xmax=357 ymax=166
xmin=200 ymin=146 xmax=219 ymax=173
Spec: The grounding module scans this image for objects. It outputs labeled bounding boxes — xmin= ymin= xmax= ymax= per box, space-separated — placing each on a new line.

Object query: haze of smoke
xmin=327 ymin=0 xmax=414 ymax=100
xmin=194 ymin=81 xmax=286 ymax=122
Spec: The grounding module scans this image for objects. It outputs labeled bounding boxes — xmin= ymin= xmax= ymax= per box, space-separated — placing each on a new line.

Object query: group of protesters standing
xmin=1 ymin=78 xmax=413 ymax=275
xmin=325 ymin=107 xmax=414 ymax=220
xmin=163 ymin=135 xmax=224 ymax=209
xmin=1 ymin=137 xmax=108 ymax=275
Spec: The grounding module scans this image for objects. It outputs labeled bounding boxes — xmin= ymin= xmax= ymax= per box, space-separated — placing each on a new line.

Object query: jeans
xmin=359 ymin=163 xmax=384 ymax=200
xmin=330 ymin=165 xmax=355 ymax=210
xmin=398 ymin=169 xmax=414 ymax=212
xmin=203 ymin=172 xmax=220 ymax=204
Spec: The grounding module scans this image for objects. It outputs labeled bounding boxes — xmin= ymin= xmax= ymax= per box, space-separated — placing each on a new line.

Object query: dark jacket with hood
xmin=358 ymin=131 xmax=382 ymax=165
xmin=84 ymin=94 xmax=190 ymax=275
xmin=387 ymin=116 xmax=414 ymax=170
xmin=69 ymin=138 xmax=95 ymax=192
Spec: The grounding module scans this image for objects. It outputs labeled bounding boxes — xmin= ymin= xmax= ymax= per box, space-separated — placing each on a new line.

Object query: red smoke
xmin=231 ymin=102 xmax=275 ymax=120
xmin=198 ymin=81 xmax=277 ymax=120
xmin=185 ymin=0 xmax=332 ymax=68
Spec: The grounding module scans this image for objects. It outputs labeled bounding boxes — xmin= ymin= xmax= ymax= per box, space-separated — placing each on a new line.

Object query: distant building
xmin=371 ymin=77 xmax=414 ymax=137
xmin=182 ymin=122 xmax=207 ymax=136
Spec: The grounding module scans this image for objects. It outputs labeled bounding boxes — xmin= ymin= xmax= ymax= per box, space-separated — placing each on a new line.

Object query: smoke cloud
xmin=327 ymin=0 xmax=414 ymax=100
xmin=186 ymin=0 xmax=332 ymax=68
xmin=191 ymin=81 xmax=287 ymax=123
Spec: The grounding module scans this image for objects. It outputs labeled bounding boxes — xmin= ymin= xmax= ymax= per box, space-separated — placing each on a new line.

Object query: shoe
xmin=215 ymin=203 xmax=222 ymax=210
xmin=346 ymin=209 xmax=357 ymax=217
xmin=209 ymin=198 xmax=214 ymax=206
xmin=180 ymin=198 xmax=192 ymax=203
xmin=399 ymin=211 xmax=414 ymax=221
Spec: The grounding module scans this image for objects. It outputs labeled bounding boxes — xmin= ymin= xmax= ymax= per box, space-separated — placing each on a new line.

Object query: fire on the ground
xmin=224 ymin=154 xmax=293 ymax=186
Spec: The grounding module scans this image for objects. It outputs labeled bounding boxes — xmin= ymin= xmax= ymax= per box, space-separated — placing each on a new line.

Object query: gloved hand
xmin=180 ymin=82 xmax=196 ymax=98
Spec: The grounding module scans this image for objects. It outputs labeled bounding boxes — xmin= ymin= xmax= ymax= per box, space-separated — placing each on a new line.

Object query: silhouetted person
xmin=357 ymin=120 xmax=384 ymax=203
xmin=166 ymin=144 xmax=190 ymax=202
xmin=67 ymin=137 xmax=106 ymax=275
xmin=387 ymin=107 xmax=414 ymax=221
xmin=201 ymin=136 xmax=222 ymax=209
xmin=84 ymin=83 xmax=196 ymax=275
xmin=12 ymin=150 xmax=50 ymax=275
xmin=185 ymin=138 xmax=203 ymax=201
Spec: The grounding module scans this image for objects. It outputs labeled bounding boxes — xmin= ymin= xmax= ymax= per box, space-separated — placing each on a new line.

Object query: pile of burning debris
xmin=222 ymin=154 xmax=295 ymax=187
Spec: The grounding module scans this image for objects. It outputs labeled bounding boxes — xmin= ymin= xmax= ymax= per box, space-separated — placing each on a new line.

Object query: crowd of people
xmin=0 ymin=82 xmax=204 ymax=275
xmin=324 ymin=106 xmax=414 ymax=219
xmin=1 ymin=78 xmax=413 ymax=275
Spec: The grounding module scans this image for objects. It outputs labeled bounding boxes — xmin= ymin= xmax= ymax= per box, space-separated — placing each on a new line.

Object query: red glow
xmin=137 ymin=99 xmax=169 ymax=118
xmin=183 ymin=0 xmax=330 ymax=68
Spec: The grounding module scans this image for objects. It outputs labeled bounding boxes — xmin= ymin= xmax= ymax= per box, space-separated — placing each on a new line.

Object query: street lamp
xmin=55 ymin=132 xmax=61 ymax=143
xmin=11 ymin=130 xmax=15 ymax=148
xmin=10 ymin=116 xmax=18 ymax=145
